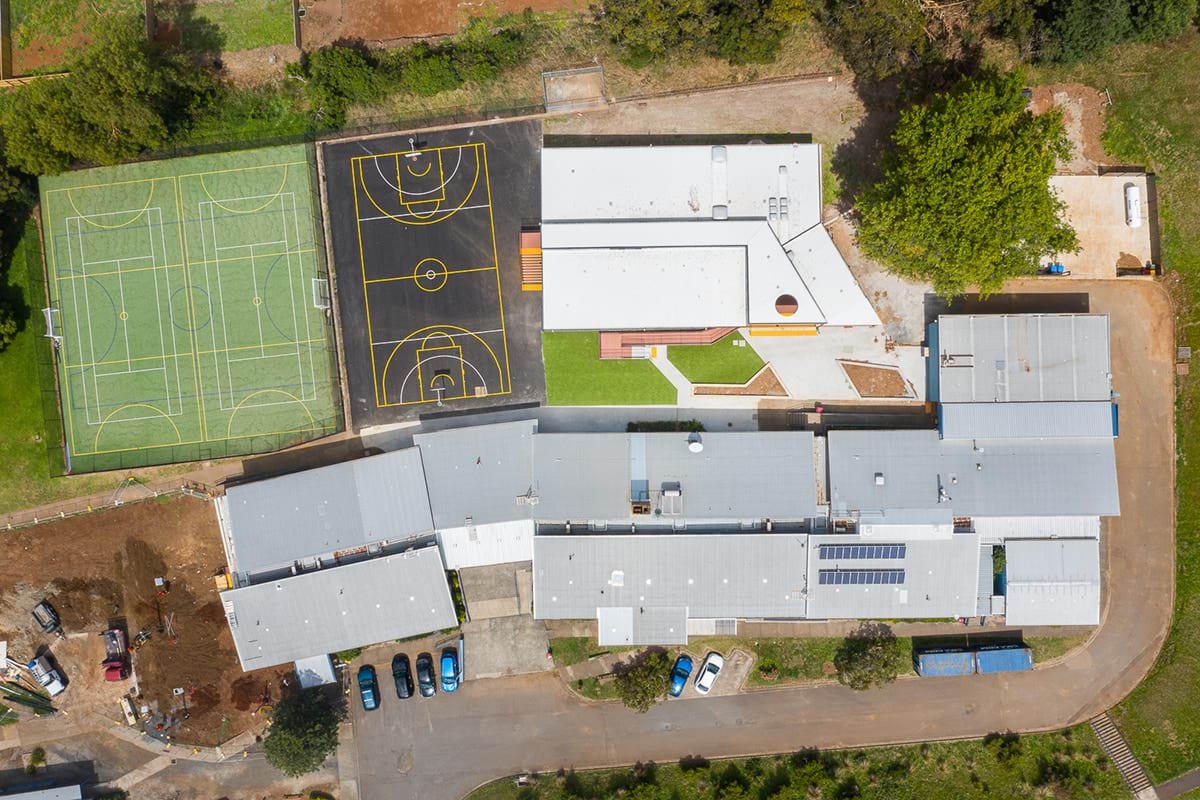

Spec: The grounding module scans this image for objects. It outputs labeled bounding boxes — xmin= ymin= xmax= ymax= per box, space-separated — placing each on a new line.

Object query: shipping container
xmin=916 ymin=649 xmax=976 ymax=677
xmin=975 ymin=646 xmax=1033 ymax=674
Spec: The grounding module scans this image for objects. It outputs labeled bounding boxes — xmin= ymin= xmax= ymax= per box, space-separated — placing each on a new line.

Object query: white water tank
xmin=1125 ymin=183 xmax=1143 ymax=228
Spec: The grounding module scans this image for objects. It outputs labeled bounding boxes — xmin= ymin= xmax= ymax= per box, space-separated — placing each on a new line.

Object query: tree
xmin=1 ymin=13 xmax=212 ymax=174
xmin=263 ymin=689 xmax=344 ymax=777
xmin=1036 ymin=0 xmax=1133 ymax=62
xmin=855 ymin=71 xmax=1077 ymax=297
xmin=832 ymin=622 xmax=904 ymax=690
xmin=594 ymin=0 xmax=719 ymax=66
xmin=295 ymin=45 xmax=384 ymax=127
xmin=613 ymin=650 xmax=671 ymax=713
xmin=1130 ymin=0 xmax=1197 ymax=41
xmin=812 ymin=0 xmax=928 ymax=82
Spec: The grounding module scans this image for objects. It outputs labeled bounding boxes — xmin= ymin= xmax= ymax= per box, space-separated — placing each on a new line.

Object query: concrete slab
xmin=460 ymin=561 xmax=531 ymax=620
xmin=671 ymin=648 xmax=753 ymax=700
xmin=1051 ymin=174 xmax=1154 ymax=278
xmin=462 ymin=616 xmax=552 ymax=680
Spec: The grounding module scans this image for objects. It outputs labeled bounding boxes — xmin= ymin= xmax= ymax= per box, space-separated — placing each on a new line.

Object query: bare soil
xmin=11 ymin=26 xmax=87 ymax=76
xmin=840 ymin=361 xmax=911 ymax=398
xmin=1030 ymin=83 xmax=1109 ymax=174
xmin=220 ymin=43 xmax=301 ymax=88
xmin=0 ymin=496 xmax=287 ymax=746
xmin=300 ymin=0 xmax=586 ymax=47
xmin=694 ymin=365 xmax=787 ymax=396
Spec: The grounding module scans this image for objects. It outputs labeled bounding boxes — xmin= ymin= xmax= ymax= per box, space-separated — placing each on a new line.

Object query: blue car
xmin=357 ymin=665 xmax=380 ymax=711
xmin=441 ymin=647 xmax=460 ymax=693
xmin=669 ymin=654 xmax=693 ymax=697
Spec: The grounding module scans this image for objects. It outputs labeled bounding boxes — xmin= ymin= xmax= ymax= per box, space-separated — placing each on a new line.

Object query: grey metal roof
xmin=226 ymin=448 xmax=434 ymax=577
xmin=1004 ymin=538 xmax=1100 ymax=625
xmin=597 ymin=605 xmax=689 ymax=646
xmin=533 ymin=534 xmax=809 ymax=620
xmin=222 ymin=546 xmax=456 ymax=669
xmin=0 ymin=789 xmax=83 ymax=800
xmin=805 ymin=533 xmax=982 ymax=619
xmin=936 ymin=314 xmax=1112 ymax=403
xmin=828 ymin=429 xmax=1119 ymax=518
xmin=413 ymin=420 xmax=537 ymax=528
xmin=939 ymin=401 xmax=1114 ymax=440
xmin=530 ymin=431 xmax=818 ymax=523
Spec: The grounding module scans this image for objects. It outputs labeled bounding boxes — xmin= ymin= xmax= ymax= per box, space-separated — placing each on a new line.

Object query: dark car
xmin=669 ymin=654 xmax=693 ymax=698
xmin=415 ymin=652 xmax=436 ymax=698
xmin=441 ymin=647 xmax=460 ymax=693
xmin=32 ymin=601 xmax=60 ymax=634
xmin=357 ymin=665 xmax=380 ymax=711
xmin=392 ymin=654 xmax=413 ymax=699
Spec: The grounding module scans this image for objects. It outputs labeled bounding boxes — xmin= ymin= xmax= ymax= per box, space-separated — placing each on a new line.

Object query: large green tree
xmin=833 ymin=622 xmax=905 ymax=691
xmin=595 ymin=0 xmax=719 ymax=65
xmin=1 ymin=13 xmax=211 ymax=175
xmin=855 ymin=71 xmax=1077 ymax=297
xmin=1037 ymin=0 xmax=1133 ymax=62
xmin=812 ymin=0 xmax=928 ymax=81
xmin=613 ymin=650 xmax=672 ymax=713
xmin=263 ymin=689 xmax=344 ymax=778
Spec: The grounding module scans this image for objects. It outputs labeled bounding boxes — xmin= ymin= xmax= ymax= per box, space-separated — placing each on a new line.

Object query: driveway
xmin=350 ymin=280 xmax=1175 ymax=800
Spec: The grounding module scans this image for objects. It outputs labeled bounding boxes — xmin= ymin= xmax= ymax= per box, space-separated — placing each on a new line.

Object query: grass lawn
xmin=185 ymin=0 xmax=295 ymax=52
xmin=666 ymin=332 xmax=766 ymax=385
xmin=542 ymin=332 xmax=676 ymax=406
xmin=466 ymin=725 xmax=1126 ymax=799
xmin=1030 ymin=31 xmax=1200 ymax=784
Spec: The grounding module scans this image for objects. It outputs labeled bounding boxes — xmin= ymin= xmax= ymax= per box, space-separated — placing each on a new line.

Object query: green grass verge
xmin=542 ymin=332 xmax=676 ymax=406
xmin=1030 ymin=31 xmax=1200 ymax=784
xmin=182 ymin=0 xmax=295 ymax=52
xmin=465 ymin=725 xmax=1126 ymax=799
xmin=666 ymin=332 xmax=765 ymax=385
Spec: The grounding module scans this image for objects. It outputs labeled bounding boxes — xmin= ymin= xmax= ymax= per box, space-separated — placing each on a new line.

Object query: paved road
xmin=350 ymin=280 xmax=1176 ymax=800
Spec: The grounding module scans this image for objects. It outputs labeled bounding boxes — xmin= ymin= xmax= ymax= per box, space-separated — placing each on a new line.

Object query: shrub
xmin=1037 ymin=0 xmax=1133 ymax=62
xmin=400 ymin=45 xmax=464 ymax=96
xmin=613 ymin=650 xmax=672 ymax=712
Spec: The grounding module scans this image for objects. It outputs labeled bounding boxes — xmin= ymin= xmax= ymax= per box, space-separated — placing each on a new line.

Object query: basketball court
xmin=39 ymin=144 xmax=343 ymax=473
xmin=323 ymin=121 xmax=544 ymax=428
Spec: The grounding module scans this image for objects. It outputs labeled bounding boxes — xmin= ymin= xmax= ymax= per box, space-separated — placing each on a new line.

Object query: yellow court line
xmin=92 ymin=403 xmax=183 ymax=453
xmin=383 ymin=388 xmax=511 ymax=408
xmin=364 ymin=266 xmax=496 ymax=285
xmin=406 ymin=159 xmax=432 ymax=178
xmin=378 ymin=324 xmax=504 ymax=407
xmin=73 ymin=437 xmax=205 ymax=457
xmin=66 ymin=352 xmax=195 ymax=370
xmin=414 ymin=343 xmax=465 ymax=404
xmin=175 ymin=160 xmax=309 ymax=180
xmin=46 ymin=175 xmax=174 ymax=196
xmin=55 ymin=262 xmax=188 ymax=280
xmin=44 ymin=190 xmax=82 ymax=461
xmin=354 ymin=152 xmax=482 ymax=227
xmin=353 ymin=161 xmax=384 ymax=408
xmin=65 ymin=180 xmax=157 ymax=230
xmin=481 ymin=143 xmax=513 ymax=395
xmin=349 ymin=143 xmax=481 ymax=164
xmin=175 ymin=174 xmax=209 ymax=442
xmin=198 ymin=165 xmax=290 ymax=215
xmin=177 ymin=247 xmax=318 ymax=267
xmin=225 ymin=389 xmax=317 ymax=438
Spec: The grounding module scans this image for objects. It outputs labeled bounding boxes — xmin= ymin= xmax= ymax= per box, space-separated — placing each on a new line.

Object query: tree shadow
xmin=830 ymin=43 xmax=987 ymax=211
xmin=154 ymin=0 xmax=227 ymax=63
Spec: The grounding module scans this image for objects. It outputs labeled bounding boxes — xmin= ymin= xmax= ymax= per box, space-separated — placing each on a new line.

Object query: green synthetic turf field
xmin=39 ymin=144 xmax=342 ymax=473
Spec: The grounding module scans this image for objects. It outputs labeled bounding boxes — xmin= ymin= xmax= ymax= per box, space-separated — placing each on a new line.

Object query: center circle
xmin=118 ymin=311 xmax=129 ymax=320
xmin=252 ymin=296 xmax=262 ymax=306
xmin=413 ymin=257 xmax=449 ymax=293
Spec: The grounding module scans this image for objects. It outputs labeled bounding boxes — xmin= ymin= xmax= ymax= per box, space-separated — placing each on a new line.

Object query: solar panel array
xmin=818 ymin=569 xmax=906 ymax=585
xmin=818 ymin=544 xmax=906 ymax=560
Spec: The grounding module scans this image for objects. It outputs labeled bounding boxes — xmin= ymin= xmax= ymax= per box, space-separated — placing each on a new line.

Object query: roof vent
xmin=687 ymin=432 xmax=704 ymax=454
xmin=874 ymin=472 xmax=885 ymax=486
xmin=609 ymin=570 xmax=625 ymax=587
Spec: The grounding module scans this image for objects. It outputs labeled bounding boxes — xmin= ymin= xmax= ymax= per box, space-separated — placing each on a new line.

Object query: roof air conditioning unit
xmin=874 ymin=472 xmax=886 ymax=486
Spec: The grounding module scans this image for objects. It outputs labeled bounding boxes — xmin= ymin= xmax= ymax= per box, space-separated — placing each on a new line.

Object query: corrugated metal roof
xmin=413 ymin=420 xmax=537 ymax=527
xmin=975 ymin=647 xmax=1033 ymax=673
xmin=828 ymin=430 xmax=1119 ymax=518
xmin=805 ymin=533 xmax=981 ymax=619
xmin=226 ymin=448 xmax=433 ymax=577
xmin=939 ymin=401 xmax=1115 ymax=439
xmin=973 ymin=516 xmax=1101 ymax=541
xmin=531 ymin=431 xmax=818 ymax=523
xmin=533 ymin=534 xmax=809 ymax=620
xmin=936 ymin=315 xmax=1112 ymax=403
xmin=597 ymin=606 xmax=689 ymax=645
xmin=1004 ymin=538 xmax=1100 ymax=625
xmin=223 ymin=546 xmax=456 ymax=669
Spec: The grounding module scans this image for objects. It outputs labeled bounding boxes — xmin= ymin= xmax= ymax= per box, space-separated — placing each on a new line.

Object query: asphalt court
xmin=324 ymin=121 xmax=545 ymax=428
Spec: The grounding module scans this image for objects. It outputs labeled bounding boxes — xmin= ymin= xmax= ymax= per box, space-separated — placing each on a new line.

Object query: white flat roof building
xmin=540 ymin=142 xmax=879 ymax=330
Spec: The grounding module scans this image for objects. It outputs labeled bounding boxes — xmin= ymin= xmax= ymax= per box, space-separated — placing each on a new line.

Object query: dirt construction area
xmin=0 ymin=497 xmax=289 ymax=747
xmin=299 ymin=0 xmax=586 ymax=46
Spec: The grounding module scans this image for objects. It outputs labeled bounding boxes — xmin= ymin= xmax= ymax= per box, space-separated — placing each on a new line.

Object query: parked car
xmin=357 ymin=665 xmax=380 ymax=711
xmin=392 ymin=654 xmax=413 ymax=699
xmin=102 ymin=629 xmax=130 ymax=681
xmin=416 ymin=653 xmax=436 ymax=698
xmin=32 ymin=601 xmax=61 ymax=635
xmin=669 ymin=654 xmax=693 ymax=697
xmin=27 ymin=655 xmax=65 ymax=697
xmin=441 ymin=647 xmax=459 ymax=693
xmin=694 ymin=652 xmax=724 ymax=695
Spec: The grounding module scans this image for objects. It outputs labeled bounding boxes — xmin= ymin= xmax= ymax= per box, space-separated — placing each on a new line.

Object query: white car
xmin=694 ymin=652 xmax=724 ymax=695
